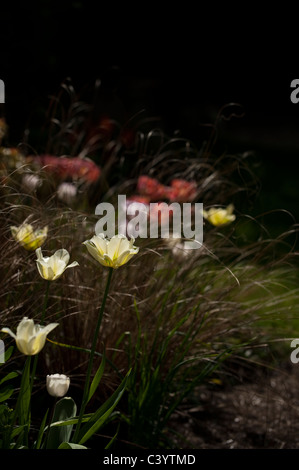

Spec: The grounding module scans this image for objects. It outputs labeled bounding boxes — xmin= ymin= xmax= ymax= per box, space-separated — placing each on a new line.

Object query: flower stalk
xmin=30 ymin=280 xmax=51 ymax=404
xmin=73 ymin=266 xmax=113 ymax=443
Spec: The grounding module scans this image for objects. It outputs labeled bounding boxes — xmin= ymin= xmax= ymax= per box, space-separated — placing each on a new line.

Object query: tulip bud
xmin=46 ymin=374 xmax=70 ymax=398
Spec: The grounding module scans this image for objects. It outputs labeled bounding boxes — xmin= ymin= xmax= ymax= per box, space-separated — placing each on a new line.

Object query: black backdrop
xmin=1 ymin=1 xmax=299 ymax=223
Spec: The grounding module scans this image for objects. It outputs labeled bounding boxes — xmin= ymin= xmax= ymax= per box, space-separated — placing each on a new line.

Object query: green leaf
xmin=58 ymin=442 xmax=88 ymax=449
xmin=46 ymin=414 xmax=91 ymax=429
xmin=0 ymin=371 xmax=18 ymax=386
xmin=34 ymin=409 xmax=49 ymax=449
xmin=11 ymin=425 xmax=26 ymax=439
xmin=0 ymin=385 xmax=14 ymax=402
xmin=87 ymin=350 xmax=106 ymax=403
xmin=78 ymin=369 xmax=130 ymax=445
xmin=18 ymin=357 xmax=31 ymax=426
xmin=3 ymin=346 xmax=14 ymax=363
xmin=105 ymin=421 xmax=120 ymax=449
xmin=0 ymin=372 xmax=18 ymax=403
xmin=46 ymin=397 xmax=77 ymax=449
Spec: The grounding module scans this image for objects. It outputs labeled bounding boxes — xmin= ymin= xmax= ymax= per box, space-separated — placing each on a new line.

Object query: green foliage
xmin=76 ymin=369 xmax=130 ymax=446
xmin=45 ymin=397 xmax=77 ymax=449
xmin=0 ymin=372 xmax=18 ymax=403
xmin=119 ymin=301 xmax=233 ymax=448
xmin=87 ymin=352 xmax=106 ymax=404
xmin=58 ymin=442 xmax=88 ymax=449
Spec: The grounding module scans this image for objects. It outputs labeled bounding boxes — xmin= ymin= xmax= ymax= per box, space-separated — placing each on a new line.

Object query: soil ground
xmin=170 ymin=361 xmax=299 ymax=449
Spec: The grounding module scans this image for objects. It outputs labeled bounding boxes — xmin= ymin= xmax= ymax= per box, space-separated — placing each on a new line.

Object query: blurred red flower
xmin=166 ymin=179 xmax=197 ymax=202
xmin=137 ymin=175 xmax=197 ymax=203
xmin=30 ymin=155 xmax=101 ymax=183
xmin=127 ymin=195 xmax=151 ymax=205
xmin=137 ymin=175 xmax=168 ymax=201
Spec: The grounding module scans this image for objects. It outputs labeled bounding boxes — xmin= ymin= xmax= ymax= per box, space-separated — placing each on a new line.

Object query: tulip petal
xmin=114 ymin=249 xmax=137 ymax=268
xmin=90 ymin=235 xmax=107 ymax=255
xmin=83 ymin=240 xmax=105 ymax=264
xmin=30 ymin=322 xmax=59 ymax=355
xmin=103 ymin=253 xmax=114 ymax=267
xmin=65 ymin=261 xmax=79 ymax=269
xmin=0 ymin=327 xmax=16 ymax=340
xmin=36 ymin=260 xmax=55 ymax=280
xmin=17 ymin=317 xmax=35 ymax=341
xmin=113 ymin=249 xmax=131 ymax=268
xmin=53 ymin=249 xmax=70 ymax=265
xmin=50 ymin=259 xmax=67 ymax=279
xmin=16 ymin=338 xmax=31 ymax=355
xmin=107 ymin=235 xmax=123 ymax=260
xmin=35 ymin=247 xmax=43 ymax=261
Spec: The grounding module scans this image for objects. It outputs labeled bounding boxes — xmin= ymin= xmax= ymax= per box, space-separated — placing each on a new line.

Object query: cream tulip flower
xmin=36 ymin=248 xmax=79 ymax=281
xmin=83 ymin=233 xmax=139 ymax=269
xmin=11 ymin=223 xmax=48 ymax=251
xmin=46 ymin=374 xmax=70 ymax=397
xmin=1 ymin=317 xmax=59 ymax=356
xmin=203 ymin=204 xmax=236 ymax=226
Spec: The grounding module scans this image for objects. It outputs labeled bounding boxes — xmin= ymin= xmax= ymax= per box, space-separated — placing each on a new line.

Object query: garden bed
xmin=170 ymin=361 xmax=299 ymax=449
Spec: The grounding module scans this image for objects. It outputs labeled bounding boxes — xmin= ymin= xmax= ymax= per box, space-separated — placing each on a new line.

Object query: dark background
xmin=1 ymin=1 xmax=299 ymax=227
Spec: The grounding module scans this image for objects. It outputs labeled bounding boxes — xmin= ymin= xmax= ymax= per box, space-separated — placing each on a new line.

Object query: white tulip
xmin=36 ymin=248 xmax=79 ymax=281
xmin=83 ymin=233 xmax=139 ymax=269
xmin=1 ymin=317 xmax=58 ymax=356
xmin=46 ymin=374 xmax=70 ymax=397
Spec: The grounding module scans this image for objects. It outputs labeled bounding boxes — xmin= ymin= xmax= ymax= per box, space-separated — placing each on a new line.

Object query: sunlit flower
xmin=203 ymin=204 xmax=236 ymax=226
xmin=1 ymin=317 xmax=58 ymax=356
xmin=83 ymin=233 xmax=139 ymax=269
xmin=11 ymin=223 xmax=48 ymax=251
xmin=36 ymin=248 xmax=79 ymax=281
xmin=46 ymin=374 xmax=70 ymax=397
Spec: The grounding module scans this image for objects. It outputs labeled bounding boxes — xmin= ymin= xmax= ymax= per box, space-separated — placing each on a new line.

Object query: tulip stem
xmin=44 ymin=397 xmax=57 ymax=449
xmin=73 ymin=267 xmax=113 ymax=443
xmin=41 ymin=280 xmax=50 ymax=325
xmin=29 ymin=281 xmax=50 ymax=404
xmin=9 ymin=356 xmax=32 ymax=447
